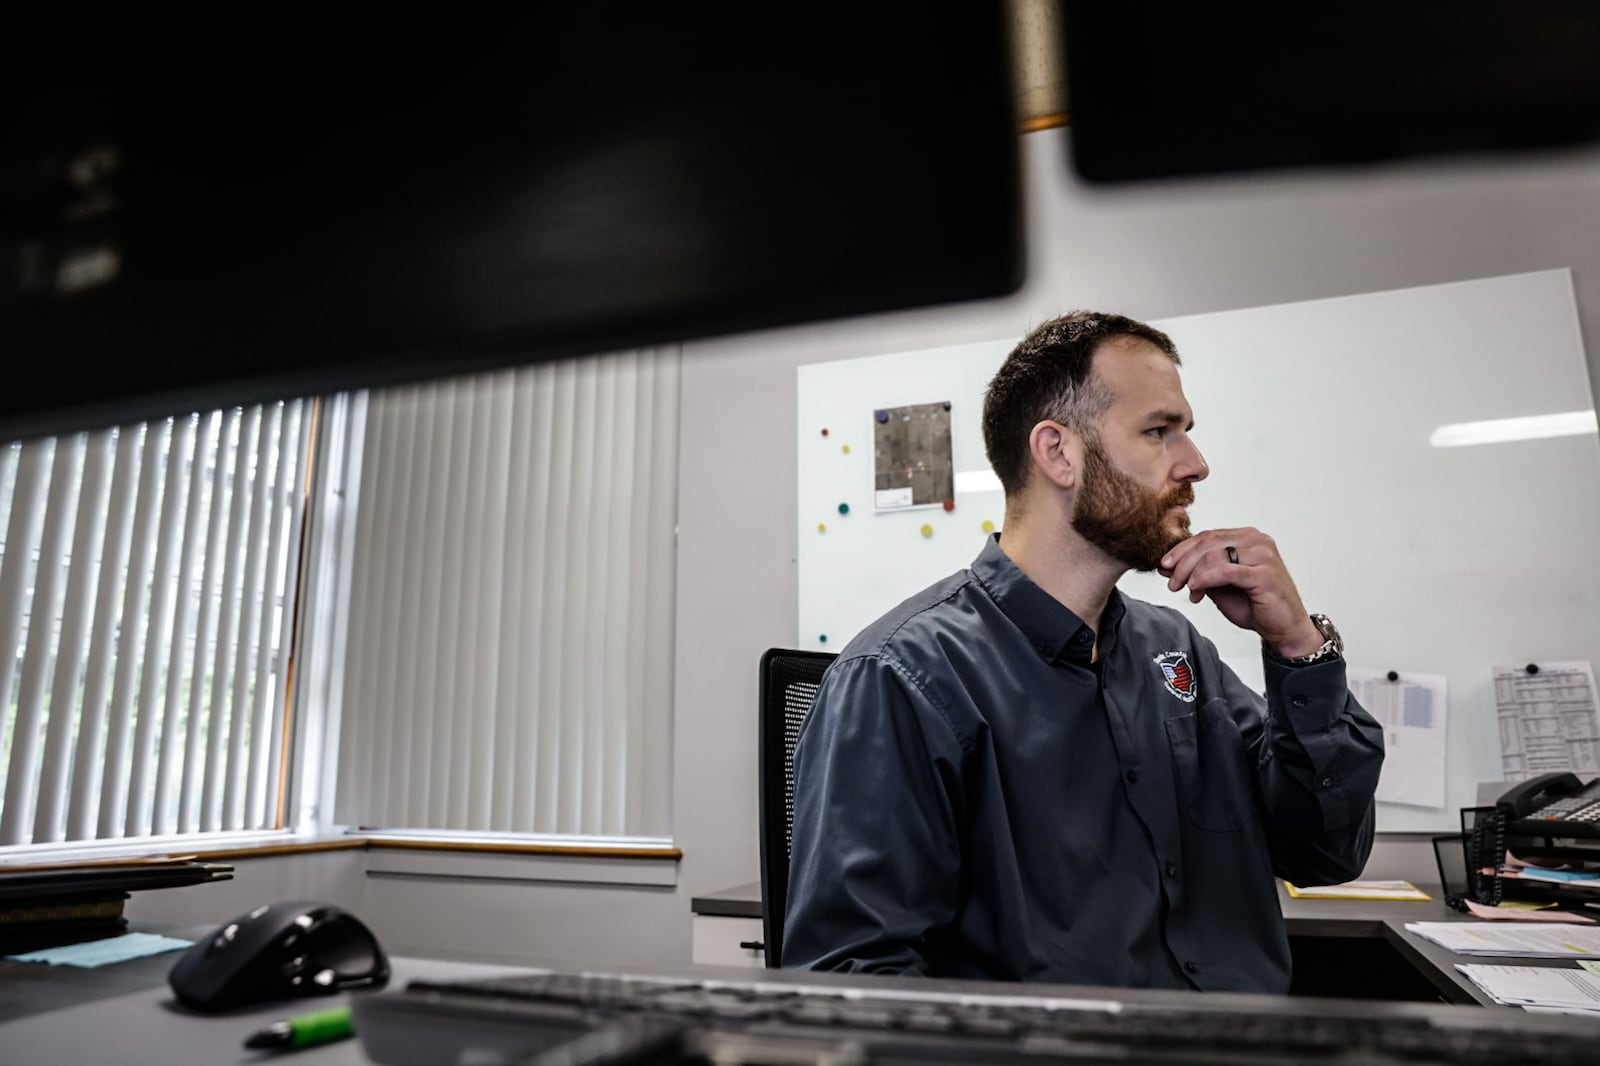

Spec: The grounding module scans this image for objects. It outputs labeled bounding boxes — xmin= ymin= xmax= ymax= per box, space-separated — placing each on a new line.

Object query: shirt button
xmin=1291 ymin=695 xmax=1308 ymax=708
xmin=1125 ymin=769 xmax=1138 ymax=784
xmin=1184 ymin=961 xmax=1199 ymax=974
xmin=1319 ymin=776 xmax=1334 ymax=789
xmin=1165 ymin=862 xmax=1177 ymax=878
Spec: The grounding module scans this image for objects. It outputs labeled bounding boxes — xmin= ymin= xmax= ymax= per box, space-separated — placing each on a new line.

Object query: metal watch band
xmin=1266 ymin=613 xmax=1343 ymax=667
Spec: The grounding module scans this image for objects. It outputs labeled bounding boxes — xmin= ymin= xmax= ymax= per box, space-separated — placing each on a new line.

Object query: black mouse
xmin=168 ymin=900 xmax=390 ymax=1012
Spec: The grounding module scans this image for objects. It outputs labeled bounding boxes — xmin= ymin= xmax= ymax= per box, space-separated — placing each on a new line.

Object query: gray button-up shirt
xmin=783 ymin=535 xmax=1384 ymax=992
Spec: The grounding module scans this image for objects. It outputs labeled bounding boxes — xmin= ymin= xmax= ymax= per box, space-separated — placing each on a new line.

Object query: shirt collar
xmin=970 ymin=534 xmax=1123 ymax=666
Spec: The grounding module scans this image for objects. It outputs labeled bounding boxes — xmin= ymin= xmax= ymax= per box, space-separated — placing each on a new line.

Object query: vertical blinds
xmin=335 ymin=350 xmax=678 ymax=838
xmin=0 ymin=402 xmax=312 ymax=846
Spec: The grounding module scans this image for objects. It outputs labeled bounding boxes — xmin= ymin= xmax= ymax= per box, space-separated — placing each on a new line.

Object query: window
xmin=330 ymin=350 xmax=678 ymax=840
xmin=0 ymin=402 xmax=313 ymax=847
xmin=2 ymin=350 xmax=676 ymax=855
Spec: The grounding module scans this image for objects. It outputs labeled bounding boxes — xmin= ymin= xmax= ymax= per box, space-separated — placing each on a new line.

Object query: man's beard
xmin=1071 ymin=436 xmax=1195 ymax=572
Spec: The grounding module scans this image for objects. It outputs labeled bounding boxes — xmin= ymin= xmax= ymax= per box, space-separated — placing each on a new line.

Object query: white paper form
xmin=1493 ymin=660 xmax=1600 ymax=782
xmin=1405 ymin=922 xmax=1600 ymax=958
xmin=1455 ymin=964 xmax=1600 ymax=1009
xmin=1522 ymin=1004 xmax=1600 ymax=1017
xmin=1348 ymin=668 xmax=1447 ymax=808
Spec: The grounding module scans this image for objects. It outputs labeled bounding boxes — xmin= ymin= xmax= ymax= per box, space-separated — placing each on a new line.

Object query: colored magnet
xmin=838 ymin=502 xmax=850 ymax=515
xmin=817 ymin=523 xmax=826 ymax=533
xmin=841 ymin=444 xmax=850 ymax=454
xmin=875 ymin=410 xmax=889 ymax=424
xmin=821 ymin=427 xmax=829 ymax=436
xmin=920 ymin=524 xmax=933 ymax=538
xmin=819 ymin=634 xmax=828 ymax=644
xmin=942 ymin=499 xmax=955 ymax=512
xmin=982 ymin=519 xmax=995 ymax=533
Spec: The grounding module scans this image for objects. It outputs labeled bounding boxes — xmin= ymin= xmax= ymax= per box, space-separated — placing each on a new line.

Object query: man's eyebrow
xmin=1145 ymin=409 xmax=1195 ymax=431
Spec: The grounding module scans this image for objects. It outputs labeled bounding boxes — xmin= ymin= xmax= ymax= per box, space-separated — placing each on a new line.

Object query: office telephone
xmin=1497 ymin=771 xmax=1600 ymax=838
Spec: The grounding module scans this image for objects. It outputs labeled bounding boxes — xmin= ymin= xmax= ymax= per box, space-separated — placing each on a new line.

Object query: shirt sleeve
xmin=781 ymin=653 xmax=968 ymax=975
xmin=1241 ymin=653 xmax=1386 ymax=887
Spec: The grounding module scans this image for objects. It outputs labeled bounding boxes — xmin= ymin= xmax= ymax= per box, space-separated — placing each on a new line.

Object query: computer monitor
xmin=1062 ymin=3 xmax=1600 ymax=183
xmin=0 ymin=8 xmax=1023 ymax=441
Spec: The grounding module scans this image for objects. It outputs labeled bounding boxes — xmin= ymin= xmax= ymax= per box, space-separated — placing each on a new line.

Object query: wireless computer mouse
xmin=168 ymin=900 xmax=390 ymax=1012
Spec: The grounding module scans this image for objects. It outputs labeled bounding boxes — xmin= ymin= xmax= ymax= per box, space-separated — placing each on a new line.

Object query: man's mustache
xmin=1163 ymin=484 xmax=1195 ymax=509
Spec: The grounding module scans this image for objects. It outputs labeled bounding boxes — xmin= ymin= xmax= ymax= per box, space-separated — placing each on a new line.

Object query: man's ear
xmin=1027 ymin=420 xmax=1080 ymax=491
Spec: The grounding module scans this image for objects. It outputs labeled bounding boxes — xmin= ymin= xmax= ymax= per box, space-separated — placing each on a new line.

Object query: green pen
xmin=243 ymin=1004 xmax=355 ymax=1051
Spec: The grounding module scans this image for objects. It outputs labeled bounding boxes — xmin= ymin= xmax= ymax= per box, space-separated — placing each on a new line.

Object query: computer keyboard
xmin=351 ymin=966 xmax=1599 ymax=1066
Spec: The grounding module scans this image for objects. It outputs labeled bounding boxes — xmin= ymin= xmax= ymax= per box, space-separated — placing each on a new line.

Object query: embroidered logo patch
xmin=1154 ymin=651 xmax=1197 ymax=702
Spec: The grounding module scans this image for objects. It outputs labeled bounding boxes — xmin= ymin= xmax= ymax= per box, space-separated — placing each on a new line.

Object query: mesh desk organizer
xmin=1443 ymin=805 xmax=1600 ymax=913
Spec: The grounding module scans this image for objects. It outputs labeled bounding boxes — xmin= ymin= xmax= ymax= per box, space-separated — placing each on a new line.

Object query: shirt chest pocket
xmin=1164 ymin=698 xmax=1258 ymax=833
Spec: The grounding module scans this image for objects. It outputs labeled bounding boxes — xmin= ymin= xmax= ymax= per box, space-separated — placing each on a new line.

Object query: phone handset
xmin=1496 ymin=771 xmax=1585 ymax=819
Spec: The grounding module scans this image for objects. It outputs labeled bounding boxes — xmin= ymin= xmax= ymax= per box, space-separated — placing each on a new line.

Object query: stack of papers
xmin=1283 ymin=879 xmax=1430 ymax=901
xmin=1514 ymin=866 xmax=1600 ymax=888
xmin=1456 ymin=964 xmax=1600 ymax=1016
xmin=1405 ymin=922 xmax=1600 ymax=958
xmin=1461 ymin=900 xmax=1596 ymax=923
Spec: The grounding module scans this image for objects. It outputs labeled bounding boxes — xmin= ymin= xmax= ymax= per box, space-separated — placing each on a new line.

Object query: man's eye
xmin=1146 ymin=426 xmax=1167 ymax=438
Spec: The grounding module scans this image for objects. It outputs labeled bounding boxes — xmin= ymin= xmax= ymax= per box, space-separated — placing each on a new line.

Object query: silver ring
xmin=1225 ymin=545 xmax=1239 ymax=565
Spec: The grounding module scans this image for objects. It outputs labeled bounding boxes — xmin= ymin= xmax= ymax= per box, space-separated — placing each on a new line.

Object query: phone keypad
xmin=1537 ymin=799 xmax=1600 ymax=822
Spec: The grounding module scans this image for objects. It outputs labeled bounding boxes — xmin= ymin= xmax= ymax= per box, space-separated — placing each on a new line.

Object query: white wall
xmin=155 ymin=127 xmax=1600 ymax=969
xmin=127 ymin=850 xmax=367 ymax=926
xmin=126 ymin=849 xmax=686 ymax=972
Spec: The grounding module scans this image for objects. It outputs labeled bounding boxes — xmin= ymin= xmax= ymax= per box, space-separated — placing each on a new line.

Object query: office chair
xmin=757 ymin=647 xmax=837 ymax=968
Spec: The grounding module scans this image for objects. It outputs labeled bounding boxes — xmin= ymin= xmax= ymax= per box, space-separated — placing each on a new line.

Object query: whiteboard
xmin=796 ymin=269 xmax=1600 ymax=831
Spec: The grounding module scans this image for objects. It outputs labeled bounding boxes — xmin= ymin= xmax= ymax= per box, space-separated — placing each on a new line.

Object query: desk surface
xmin=1 ymin=888 xmax=1589 ymax=1064
xmin=0 ymin=954 xmax=523 ymax=1066
xmin=0 ymin=921 xmax=229 ymax=1023
xmin=689 ymin=879 xmax=1579 ymax=1008
xmin=5 ymin=936 xmax=1598 ymax=1065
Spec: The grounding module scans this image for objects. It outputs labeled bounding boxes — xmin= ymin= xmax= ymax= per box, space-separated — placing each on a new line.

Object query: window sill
xmin=0 ymin=829 xmax=340 ymax=869
xmin=0 ymin=831 xmax=680 ymax=870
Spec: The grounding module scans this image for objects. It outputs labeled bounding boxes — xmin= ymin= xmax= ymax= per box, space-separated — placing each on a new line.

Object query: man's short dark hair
xmin=982 ymin=310 xmax=1180 ymax=498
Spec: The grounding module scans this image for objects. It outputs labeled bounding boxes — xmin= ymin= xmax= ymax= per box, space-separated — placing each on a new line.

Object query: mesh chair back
xmin=757 ymin=647 xmax=837 ymax=968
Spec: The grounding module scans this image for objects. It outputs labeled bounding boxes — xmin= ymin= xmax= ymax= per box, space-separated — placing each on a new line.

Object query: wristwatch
xmin=1268 ymin=613 xmax=1343 ymax=666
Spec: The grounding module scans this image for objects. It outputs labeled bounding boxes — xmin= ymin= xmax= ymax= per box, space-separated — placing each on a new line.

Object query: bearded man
xmin=782 ymin=310 xmax=1384 ymax=992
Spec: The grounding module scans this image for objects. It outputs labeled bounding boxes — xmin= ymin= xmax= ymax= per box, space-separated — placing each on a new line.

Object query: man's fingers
xmin=1181 ymin=554 xmax=1244 ymax=596
xmin=1167 ymin=532 xmax=1244 ymax=592
xmin=1163 ymin=533 xmax=1215 ymax=589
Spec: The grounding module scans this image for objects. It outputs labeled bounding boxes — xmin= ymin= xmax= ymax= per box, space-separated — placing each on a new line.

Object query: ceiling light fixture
xmin=1429 ymin=410 xmax=1597 ymax=448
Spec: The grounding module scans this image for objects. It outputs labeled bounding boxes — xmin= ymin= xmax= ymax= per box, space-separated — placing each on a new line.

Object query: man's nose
xmin=1177 ymin=440 xmax=1209 ymax=483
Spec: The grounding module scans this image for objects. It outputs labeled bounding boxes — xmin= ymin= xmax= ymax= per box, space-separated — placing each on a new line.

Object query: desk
xmin=5 ymin=941 xmax=1599 ymax=1065
xmin=689 ymin=880 xmax=1576 ymax=1007
xmin=0 ymin=922 xmax=213 ymax=1024
xmin=0 ymin=953 xmax=523 ymax=1066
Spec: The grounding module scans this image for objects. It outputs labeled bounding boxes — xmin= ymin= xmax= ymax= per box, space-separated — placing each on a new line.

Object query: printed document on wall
xmin=1494 ymin=661 xmax=1600 ymax=783
xmin=1349 ymin=668 xmax=1446 ymax=808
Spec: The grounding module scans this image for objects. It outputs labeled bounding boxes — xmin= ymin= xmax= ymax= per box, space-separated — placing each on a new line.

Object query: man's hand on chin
xmin=1159 ymin=528 xmax=1321 ymax=655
